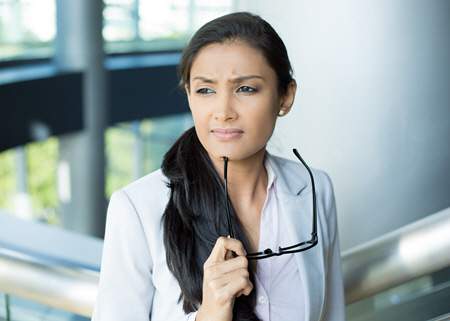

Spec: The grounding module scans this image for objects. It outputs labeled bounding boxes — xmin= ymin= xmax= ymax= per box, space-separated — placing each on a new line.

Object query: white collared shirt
xmin=252 ymin=155 xmax=306 ymax=321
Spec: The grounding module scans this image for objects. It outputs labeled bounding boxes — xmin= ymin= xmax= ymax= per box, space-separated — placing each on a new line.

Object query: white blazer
xmin=91 ymin=151 xmax=346 ymax=321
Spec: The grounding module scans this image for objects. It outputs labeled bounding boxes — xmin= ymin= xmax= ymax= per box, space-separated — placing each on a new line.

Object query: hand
xmin=195 ymin=236 xmax=253 ymax=321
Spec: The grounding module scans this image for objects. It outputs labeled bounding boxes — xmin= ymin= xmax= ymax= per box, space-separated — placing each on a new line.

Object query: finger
xmin=206 ymin=236 xmax=246 ymax=264
xmin=218 ymin=274 xmax=253 ymax=302
xmin=234 ymin=277 xmax=253 ymax=297
xmin=224 ymin=284 xmax=253 ymax=298
xmin=235 ymin=285 xmax=253 ymax=298
xmin=207 ymin=256 xmax=249 ymax=279
xmin=207 ymin=268 xmax=251 ymax=292
xmin=225 ymin=236 xmax=237 ymax=260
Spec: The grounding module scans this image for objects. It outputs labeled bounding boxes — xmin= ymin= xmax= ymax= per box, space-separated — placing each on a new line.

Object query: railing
xmin=342 ymin=207 xmax=450 ymax=304
xmin=0 ymin=249 xmax=98 ymax=317
xmin=0 ymin=211 xmax=102 ymax=318
xmin=428 ymin=312 xmax=450 ymax=321
xmin=0 ymin=207 xmax=449 ymax=317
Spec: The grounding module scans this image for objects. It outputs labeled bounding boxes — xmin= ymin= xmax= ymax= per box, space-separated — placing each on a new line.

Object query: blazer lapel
xmin=266 ymin=152 xmax=326 ymax=321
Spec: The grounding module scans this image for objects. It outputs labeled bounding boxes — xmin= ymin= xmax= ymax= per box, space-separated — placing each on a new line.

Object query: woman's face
xmin=185 ymin=39 xmax=295 ymax=162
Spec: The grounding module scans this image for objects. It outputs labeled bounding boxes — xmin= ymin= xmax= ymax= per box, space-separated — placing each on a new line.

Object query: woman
xmin=92 ymin=11 xmax=345 ymax=321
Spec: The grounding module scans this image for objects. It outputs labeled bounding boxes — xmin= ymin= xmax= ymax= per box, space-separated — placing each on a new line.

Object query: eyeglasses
xmin=222 ymin=149 xmax=318 ymax=260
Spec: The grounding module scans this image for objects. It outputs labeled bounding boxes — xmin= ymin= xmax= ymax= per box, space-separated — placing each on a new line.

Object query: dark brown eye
xmin=238 ymin=86 xmax=257 ymax=93
xmin=196 ymin=88 xmax=214 ymax=95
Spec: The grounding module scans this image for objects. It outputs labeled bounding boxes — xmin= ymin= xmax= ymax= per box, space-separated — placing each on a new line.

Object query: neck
xmin=209 ymin=148 xmax=268 ymax=208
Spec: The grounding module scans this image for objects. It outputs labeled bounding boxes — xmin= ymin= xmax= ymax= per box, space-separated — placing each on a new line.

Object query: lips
xmin=211 ymin=128 xmax=244 ymax=141
xmin=211 ymin=128 xmax=244 ymax=134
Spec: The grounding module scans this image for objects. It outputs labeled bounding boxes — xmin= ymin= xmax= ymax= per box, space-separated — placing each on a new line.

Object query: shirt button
xmin=258 ymin=295 xmax=267 ymax=305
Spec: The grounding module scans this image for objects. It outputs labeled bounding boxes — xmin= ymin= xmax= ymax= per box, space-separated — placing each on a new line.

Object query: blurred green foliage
xmin=0 ymin=149 xmax=15 ymax=210
xmin=0 ymin=114 xmax=192 ymax=225
xmin=0 ymin=137 xmax=59 ymax=223
xmin=26 ymin=137 xmax=59 ymax=213
xmin=105 ymin=124 xmax=135 ymax=198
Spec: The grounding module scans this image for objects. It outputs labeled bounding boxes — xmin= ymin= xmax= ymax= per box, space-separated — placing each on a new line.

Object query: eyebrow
xmin=191 ymin=75 xmax=264 ymax=83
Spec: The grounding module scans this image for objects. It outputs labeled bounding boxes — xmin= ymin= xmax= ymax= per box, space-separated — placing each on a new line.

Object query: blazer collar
xmin=265 ymin=150 xmax=326 ymax=321
xmin=264 ymin=150 xmax=310 ymax=197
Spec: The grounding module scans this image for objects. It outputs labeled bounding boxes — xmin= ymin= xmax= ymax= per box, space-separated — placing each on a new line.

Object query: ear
xmin=278 ymin=80 xmax=297 ymax=117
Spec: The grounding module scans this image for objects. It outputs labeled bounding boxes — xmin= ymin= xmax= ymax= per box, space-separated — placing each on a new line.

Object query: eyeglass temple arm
xmin=292 ymin=148 xmax=318 ymax=240
xmin=222 ymin=156 xmax=235 ymax=239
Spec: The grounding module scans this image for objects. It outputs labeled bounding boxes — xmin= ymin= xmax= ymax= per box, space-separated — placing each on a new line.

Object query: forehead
xmin=190 ymin=40 xmax=275 ymax=81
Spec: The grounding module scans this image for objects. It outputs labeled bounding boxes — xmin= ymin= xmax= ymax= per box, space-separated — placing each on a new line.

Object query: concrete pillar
xmin=55 ymin=0 xmax=108 ymax=238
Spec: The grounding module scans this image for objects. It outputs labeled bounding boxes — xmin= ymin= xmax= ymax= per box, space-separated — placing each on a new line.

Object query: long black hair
xmin=161 ymin=11 xmax=294 ymax=320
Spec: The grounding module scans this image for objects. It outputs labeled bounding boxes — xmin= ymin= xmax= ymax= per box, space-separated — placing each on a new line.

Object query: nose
xmin=213 ymin=92 xmax=238 ymax=122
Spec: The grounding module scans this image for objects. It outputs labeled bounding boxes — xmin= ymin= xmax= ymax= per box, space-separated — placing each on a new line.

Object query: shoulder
xmin=121 ymin=168 xmax=170 ymax=199
xmin=109 ymin=168 xmax=171 ymax=224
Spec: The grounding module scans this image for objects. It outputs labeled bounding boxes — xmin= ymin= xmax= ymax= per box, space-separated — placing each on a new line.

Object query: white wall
xmin=237 ymin=0 xmax=450 ymax=250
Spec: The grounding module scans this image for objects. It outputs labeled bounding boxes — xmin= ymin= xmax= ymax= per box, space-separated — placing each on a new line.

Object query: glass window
xmin=105 ymin=113 xmax=194 ymax=198
xmin=0 ymin=0 xmax=55 ymax=61
xmin=103 ymin=0 xmax=236 ymax=54
xmin=0 ymin=137 xmax=59 ymax=224
xmin=0 ymin=0 xmax=235 ymax=61
xmin=0 ymin=113 xmax=193 ymax=225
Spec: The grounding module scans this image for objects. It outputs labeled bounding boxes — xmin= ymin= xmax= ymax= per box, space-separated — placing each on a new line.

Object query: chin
xmin=206 ymin=145 xmax=264 ymax=162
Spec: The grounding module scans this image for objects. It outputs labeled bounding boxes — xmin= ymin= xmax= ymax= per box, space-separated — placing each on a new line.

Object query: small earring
xmin=278 ymin=110 xmax=286 ymax=116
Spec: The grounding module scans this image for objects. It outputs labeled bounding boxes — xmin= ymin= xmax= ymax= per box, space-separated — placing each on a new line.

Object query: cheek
xmin=247 ymin=101 xmax=277 ymax=132
xmin=190 ymin=108 xmax=210 ymax=141
xmin=189 ymin=103 xmax=206 ymax=123
xmin=251 ymin=115 xmax=276 ymax=142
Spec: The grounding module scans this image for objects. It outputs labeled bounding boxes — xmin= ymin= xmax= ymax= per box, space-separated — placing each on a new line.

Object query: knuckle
xmin=240 ymin=268 xmax=249 ymax=278
xmin=244 ymin=282 xmax=253 ymax=295
xmin=239 ymin=256 xmax=248 ymax=268
xmin=217 ymin=236 xmax=226 ymax=246
xmin=245 ymin=285 xmax=253 ymax=295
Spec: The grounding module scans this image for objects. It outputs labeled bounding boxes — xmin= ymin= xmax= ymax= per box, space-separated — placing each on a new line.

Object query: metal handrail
xmin=0 ymin=249 xmax=98 ymax=317
xmin=0 ymin=207 xmax=449 ymax=316
xmin=428 ymin=312 xmax=450 ymax=321
xmin=342 ymin=207 xmax=450 ymax=304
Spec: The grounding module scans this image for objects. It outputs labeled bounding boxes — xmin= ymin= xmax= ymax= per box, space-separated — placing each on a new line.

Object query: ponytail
xmin=161 ymin=126 xmax=259 ymax=320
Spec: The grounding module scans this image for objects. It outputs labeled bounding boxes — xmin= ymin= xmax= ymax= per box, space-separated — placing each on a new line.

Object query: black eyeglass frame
xmin=222 ymin=148 xmax=318 ymax=260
